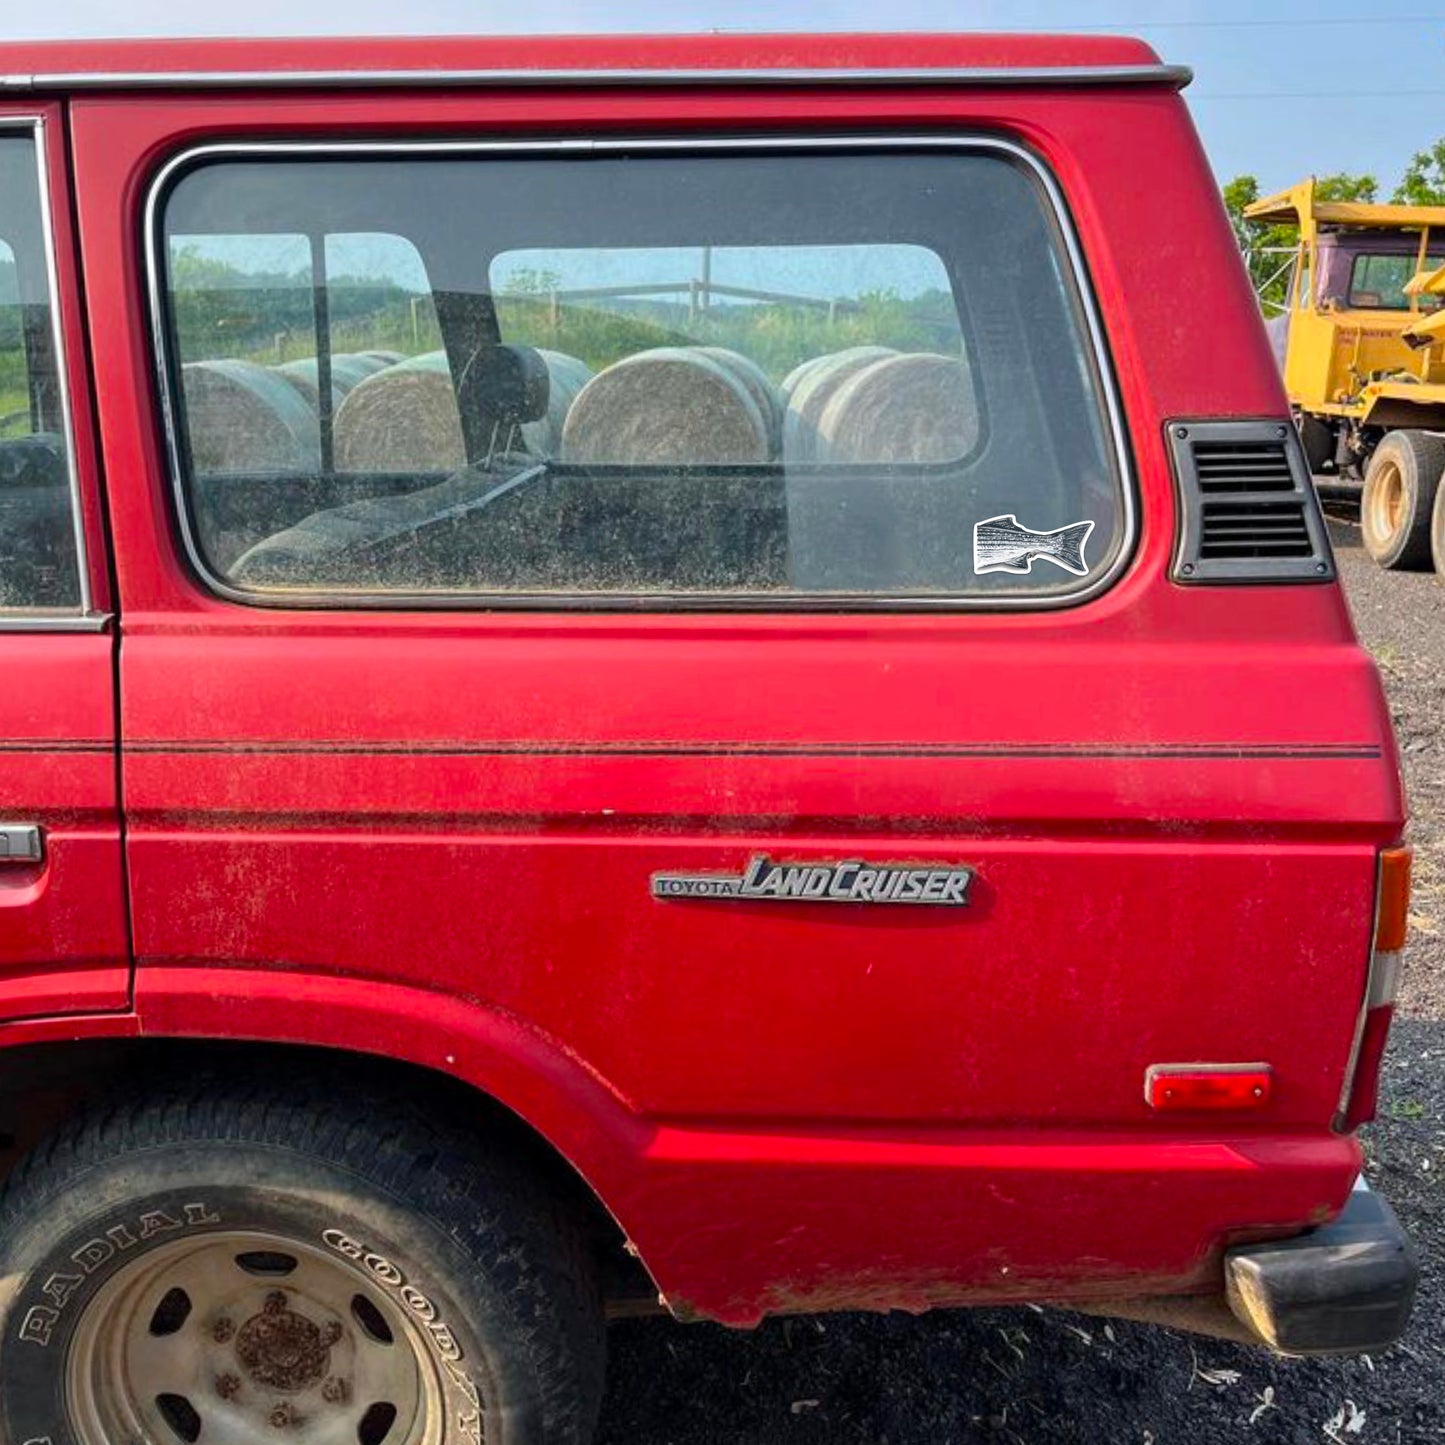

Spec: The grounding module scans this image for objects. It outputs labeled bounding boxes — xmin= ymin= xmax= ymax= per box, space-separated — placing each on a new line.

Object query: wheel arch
xmin=0 ymin=974 xmax=662 ymax=1312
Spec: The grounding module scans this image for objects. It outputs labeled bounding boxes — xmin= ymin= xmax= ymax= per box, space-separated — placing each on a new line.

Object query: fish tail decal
xmin=973 ymin=514 xmax=1096 ymax=577
xmin=1052 ymin=519 xmax=1096 ymax=576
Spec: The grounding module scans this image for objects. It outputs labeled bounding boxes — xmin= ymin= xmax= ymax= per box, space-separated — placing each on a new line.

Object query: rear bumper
xmin=1224 ymin=1177 xmax=1417 ymax=1355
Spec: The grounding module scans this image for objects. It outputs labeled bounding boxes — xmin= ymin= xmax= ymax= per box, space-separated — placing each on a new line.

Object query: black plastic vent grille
xmin=1192 ymin=439 xmax=1296 ymax=494
xmin=1168 ymin=421 xmax=1335 ymax=584
xmin=1199 ymin=499 xmax=1314 ymax=559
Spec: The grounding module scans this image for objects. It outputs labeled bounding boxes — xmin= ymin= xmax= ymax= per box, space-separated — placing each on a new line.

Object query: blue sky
xmin=11 ymin=0 xmax=1445 ymax=192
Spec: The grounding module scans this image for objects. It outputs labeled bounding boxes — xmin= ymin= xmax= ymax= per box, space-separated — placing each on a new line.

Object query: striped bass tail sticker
xmin=974 ymin=514 xmax=1095 ymax=577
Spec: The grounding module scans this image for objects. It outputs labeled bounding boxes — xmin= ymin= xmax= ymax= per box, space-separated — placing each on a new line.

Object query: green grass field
xmin=168 ymin=249 xmax=961 ymax=384
xmin=190 ymin=290 xmax=958 ymax=384
xmin=0 ymin=348 xmax=28 ymax=439
xmin=2 ymin=268 xmax=964 ymax=444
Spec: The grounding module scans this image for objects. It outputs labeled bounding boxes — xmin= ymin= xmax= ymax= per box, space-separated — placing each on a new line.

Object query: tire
xmin=1361 ymin=429 xmax=1445 ymax=570
xmin=1298 ymin=413 xmax=1336 ymax=474
xmin=0 ymin=1082 xmax=605 ymax=1445
xmin=1433 ymin=468 xmax=1445 ymax=575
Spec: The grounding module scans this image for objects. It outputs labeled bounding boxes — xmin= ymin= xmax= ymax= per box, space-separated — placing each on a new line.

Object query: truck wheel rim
xmin=65 ymin=1230 xmax=441 ymax=1445
xmin=1367 ymin=456 xmax=1406 ymax=545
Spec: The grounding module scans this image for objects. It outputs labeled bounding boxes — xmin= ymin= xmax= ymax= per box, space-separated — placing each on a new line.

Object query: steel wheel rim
xmin=1367 ymin=457 xmax=1406 ymax=545
xmin=65 ymin=1229 xmax=443 ymax=1445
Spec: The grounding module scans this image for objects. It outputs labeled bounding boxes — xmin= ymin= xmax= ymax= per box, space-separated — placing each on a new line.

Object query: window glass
xmin=1348 ymin=250 xmax=1445 ymax=311
xmin=158 ymin=147 xmax=1127 ymax=605
xmin=0 ymin=133 xmax=81 ymax=612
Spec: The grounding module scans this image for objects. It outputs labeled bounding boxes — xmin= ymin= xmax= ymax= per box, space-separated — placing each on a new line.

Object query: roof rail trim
xmin=1 ymin=62 xmax=1192 ymax=94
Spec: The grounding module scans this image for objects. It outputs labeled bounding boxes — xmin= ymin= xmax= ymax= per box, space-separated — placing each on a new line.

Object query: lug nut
xmin=264 ymin=1291 xmax=289 ymax=1314
xmin=321 ymin=1320 xmax=344 ymax=1347
xmin=212 ymin=1316 xmax=236 ymax=1344
xmin=215 ymin=1371 xmax=241 ymax=1400
xmin=322 ymin=1376 xmax=351 ymax=1404
xmin=269 ymin=1402 xmax=299 ymax=1428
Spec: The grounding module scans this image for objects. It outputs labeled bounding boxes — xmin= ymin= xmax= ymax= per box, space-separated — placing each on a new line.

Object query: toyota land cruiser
xmin=0 ymin=32 xmax=1416 ymax=1445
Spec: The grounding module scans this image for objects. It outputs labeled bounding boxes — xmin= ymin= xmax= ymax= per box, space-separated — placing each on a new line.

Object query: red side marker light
xmin=1146 ymin=1065 xmax=1272 ymax=1112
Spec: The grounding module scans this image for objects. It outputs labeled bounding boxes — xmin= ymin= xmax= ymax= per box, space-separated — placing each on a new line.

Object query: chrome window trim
xmin=8 ymin=63 xmax=1192 ymax=93
xmin=0 ymin=115 xmax=96 ymax=620
xmin=145 ymin=133 xmax=1137 ymax=614
xmin=0 ymin=612 xmax=110 ymax=632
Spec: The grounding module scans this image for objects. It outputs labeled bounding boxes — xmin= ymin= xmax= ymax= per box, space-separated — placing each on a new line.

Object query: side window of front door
xmin=0 ymin=130 xmax=83 ymax=613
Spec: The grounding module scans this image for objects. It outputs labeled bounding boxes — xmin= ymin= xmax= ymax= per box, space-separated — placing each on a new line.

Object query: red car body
xmin=0 ymin=32 xmax=1409 ymax=1333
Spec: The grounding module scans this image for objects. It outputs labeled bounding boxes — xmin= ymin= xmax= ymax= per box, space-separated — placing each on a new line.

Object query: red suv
xmin=0 ymin=32 xmax=1417 ymax=1445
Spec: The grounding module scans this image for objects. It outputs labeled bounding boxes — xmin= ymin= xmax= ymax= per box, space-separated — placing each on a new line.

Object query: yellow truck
xmin=1246 ymin=178 xmax=1445 ymax=570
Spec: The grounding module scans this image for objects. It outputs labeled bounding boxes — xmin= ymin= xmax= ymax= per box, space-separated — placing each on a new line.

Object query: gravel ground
xmin=597 ymin=518 xmax=1445 ymax=1445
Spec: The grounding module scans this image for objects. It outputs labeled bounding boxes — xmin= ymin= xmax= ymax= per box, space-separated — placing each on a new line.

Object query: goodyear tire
xmin=0 ymin=1084 xmax=605 ymax=1445
xmin=1361 ymin=429 xmax=1445 ymax=569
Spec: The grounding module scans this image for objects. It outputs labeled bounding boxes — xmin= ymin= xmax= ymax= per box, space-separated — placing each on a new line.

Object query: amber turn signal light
xmin=1375 ymin=846 xmax=1412 ymax=954
xmin=1145 ymin=1065 xmax=1272 ymax=1112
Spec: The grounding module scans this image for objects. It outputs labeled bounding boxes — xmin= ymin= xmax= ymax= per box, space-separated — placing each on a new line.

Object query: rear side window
xmin=0 ymin=129 xmax=82 ymax=613
xmin=154 ymin=142 xmax=1129 ymax=608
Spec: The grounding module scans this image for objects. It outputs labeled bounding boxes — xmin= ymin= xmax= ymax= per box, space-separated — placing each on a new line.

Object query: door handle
xmin=0 ymin=824 xmax=43 ymax=864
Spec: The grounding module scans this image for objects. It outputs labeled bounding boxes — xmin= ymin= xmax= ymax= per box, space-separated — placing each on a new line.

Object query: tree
xmin=1223 ymin=174 xmax=1296 ymax=311
xmin=1394 ymin=140 xmax=1445 ymax=206
xmin=1221 ymin=174 xmax=1263 ymax=251
xmin=1315 ymin=172 xmax=1379 ymax=204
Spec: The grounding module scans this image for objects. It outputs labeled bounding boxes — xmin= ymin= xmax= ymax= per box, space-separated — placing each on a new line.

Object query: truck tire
xmin=0 ymin=1082 xmax=606 ymax=1445
xmin=1361 ymin=429 xmax=1445 ymax=569
xmin=1434 ymin=470 xmax=1445 ymax=575
xmin=1298 ymin=413 xmax=1335 ymax=475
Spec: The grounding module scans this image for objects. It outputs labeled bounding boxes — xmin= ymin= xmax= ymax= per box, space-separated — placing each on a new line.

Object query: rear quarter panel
xmin=66 ymin=81 xmax=1402 ymax=1322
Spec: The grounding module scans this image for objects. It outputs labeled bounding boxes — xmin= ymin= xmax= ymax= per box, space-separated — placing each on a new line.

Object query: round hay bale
xmin=355 ymin=350 xmax=404 ymax=366
xmin=273 ymin=352 xmax=391 ymax=411
xmin=562 ymin=348 xmax=770 ymax=466
xmin=181 ymin=359 xmax=320 ymax=475
xmin=781 ymin=354 xmax=831 ymax=402
xmin=523 ymin=350 xmax=594 ymax=456
xmin=336 ymin=348 xmax=594 ymax=471
xmin=697 ymin=347 xmax=782 ymax=456
xmin=333 ymin=351 xmax=465 ymax=473
xmin=816 ymin=352 xmax=978 ymax=465
xmin=271 ymin=361 xmax=326 ymax=411
xmin=782 ymin=346 xmax=897 ymax=463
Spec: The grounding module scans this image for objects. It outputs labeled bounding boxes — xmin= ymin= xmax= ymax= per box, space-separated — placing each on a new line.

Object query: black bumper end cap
xmin=1225 ymin=1182 xmax=1417 ymax=1356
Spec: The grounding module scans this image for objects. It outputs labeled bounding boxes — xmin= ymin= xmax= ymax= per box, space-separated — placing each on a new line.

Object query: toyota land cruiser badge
xmin=652 ymin=856 xmax=973 ymax=905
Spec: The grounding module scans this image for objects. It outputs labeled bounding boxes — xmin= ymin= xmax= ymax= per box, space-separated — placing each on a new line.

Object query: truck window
xmin=0 ymin=131 xmax=82 ymax=612
xmin=154 ymin=142 xmax=1130 ymax=607
xmin=1348 ymin=250 xmax=1445 ymax=311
